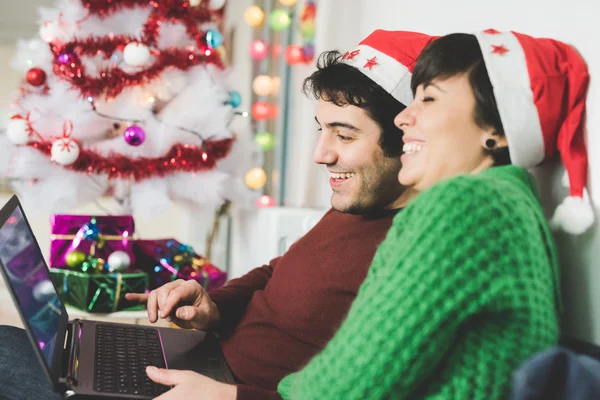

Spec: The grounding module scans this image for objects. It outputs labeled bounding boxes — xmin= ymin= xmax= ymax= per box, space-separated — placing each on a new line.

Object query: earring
xmin=484 ymin=138 xmax=497 ymax=150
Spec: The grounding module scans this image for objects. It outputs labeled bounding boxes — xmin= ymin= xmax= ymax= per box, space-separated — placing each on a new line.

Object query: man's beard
xmin=331 ymin=159 xmax=403 ymax=215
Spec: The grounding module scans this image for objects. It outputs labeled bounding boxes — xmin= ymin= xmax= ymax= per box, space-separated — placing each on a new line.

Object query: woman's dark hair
xmin=302 ymin=50 xmax=405 ymax=157
xmin=412 ymin=33 xmax=511 ymax=166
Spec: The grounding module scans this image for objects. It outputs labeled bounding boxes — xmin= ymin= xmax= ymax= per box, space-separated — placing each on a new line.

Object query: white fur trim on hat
xmin=473 ymin=31 xmax=546 ymax=168
xmin=343 ymin=44 xmax=413 ymax=106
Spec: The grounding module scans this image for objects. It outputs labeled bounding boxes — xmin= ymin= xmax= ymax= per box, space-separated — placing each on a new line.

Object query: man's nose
xmin=313 ymin=133 xmax=338 ymax=165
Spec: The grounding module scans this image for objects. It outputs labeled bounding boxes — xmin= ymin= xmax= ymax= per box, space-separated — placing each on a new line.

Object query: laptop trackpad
xmin=157 ymin=327 xmax=233 ymax=383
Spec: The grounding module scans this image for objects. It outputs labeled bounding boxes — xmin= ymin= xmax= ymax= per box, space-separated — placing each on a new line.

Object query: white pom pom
xmin=51 ymin=138 xmax=80 ymax=165
xmin=6 ymin=118 xmax=30 ymax=145
xmin=550 ymin=195 xmax=595 ymax=235
xmin=123 ymin=42 xmax=151 ymax=67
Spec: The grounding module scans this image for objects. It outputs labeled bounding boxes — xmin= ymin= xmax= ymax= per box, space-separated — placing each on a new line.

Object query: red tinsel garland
xmin=51 ymin=43 xmax=223 ymax=98
xmin=82 ymin=0 xmax=213 ymax=22
xmin=27 ymin=139 xmax=234 ymax=181
xmin=48 ymin=0 xmax=224 ymax=98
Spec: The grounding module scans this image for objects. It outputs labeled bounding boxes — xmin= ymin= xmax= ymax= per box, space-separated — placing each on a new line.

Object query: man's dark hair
xmin=412 ymin=33 xmax=511 ymax=166
xmin=302 ymin=50 xmax=405 ymax=157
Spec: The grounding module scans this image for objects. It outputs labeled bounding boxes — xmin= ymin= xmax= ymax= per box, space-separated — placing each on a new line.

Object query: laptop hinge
xmin=58 ymin=319 xmax=82 ymax=388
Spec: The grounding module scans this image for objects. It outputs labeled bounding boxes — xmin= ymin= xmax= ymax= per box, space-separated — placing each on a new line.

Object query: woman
xmin=275 ymin=31 xmax=592 ymax=399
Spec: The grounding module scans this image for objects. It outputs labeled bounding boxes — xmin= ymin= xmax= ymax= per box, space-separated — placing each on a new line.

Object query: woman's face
xmin=394 ymin=73 xmax=503 ymax=191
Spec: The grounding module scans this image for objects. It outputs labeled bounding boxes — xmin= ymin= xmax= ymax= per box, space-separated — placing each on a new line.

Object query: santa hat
xmin=341 ymin=30 xmax=437 ymax=106
xmin=473 ymin=29 xmax=593 ymax=235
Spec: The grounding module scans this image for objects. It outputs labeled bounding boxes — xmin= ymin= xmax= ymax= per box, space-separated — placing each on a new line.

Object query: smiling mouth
xmin=403 ymin=142 xmax=425 ymax=155
xmin=330 ymin=172 xmax=356 ymax=179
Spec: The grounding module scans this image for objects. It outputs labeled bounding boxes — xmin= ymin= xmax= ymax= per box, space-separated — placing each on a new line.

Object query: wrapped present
xmin=50 ymin=215 xmax=135 ymax=270
xmin=49 ymin=268 xmax=148 ymax=313
xmin=134 ymin=239 xmax=227 ymax=291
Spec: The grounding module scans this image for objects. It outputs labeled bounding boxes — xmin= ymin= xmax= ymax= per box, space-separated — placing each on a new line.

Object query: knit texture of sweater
xmin=278 ymin=165 xmax=560 ymax=400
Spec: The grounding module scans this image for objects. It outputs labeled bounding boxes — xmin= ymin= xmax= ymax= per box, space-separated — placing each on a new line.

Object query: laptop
xmin=0 ymin=195 xmax=235 ymax=399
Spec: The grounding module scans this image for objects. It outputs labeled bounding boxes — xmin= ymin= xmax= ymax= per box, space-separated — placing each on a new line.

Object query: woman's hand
xmin=147 ymin=366 xmax=237 ymax=399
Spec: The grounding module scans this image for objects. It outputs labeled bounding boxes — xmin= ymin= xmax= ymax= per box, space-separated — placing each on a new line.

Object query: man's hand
xmin=124 ymin=280 xmax=220 ymax=330
xmin=146 ymin=367 xmax=236 ymax=400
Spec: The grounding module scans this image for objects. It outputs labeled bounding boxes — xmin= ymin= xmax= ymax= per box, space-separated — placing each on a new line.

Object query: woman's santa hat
xmin=474 ymin=29 xmax=593 ymax=235
xmin=341 ymin=30 xmax=437 ymax=106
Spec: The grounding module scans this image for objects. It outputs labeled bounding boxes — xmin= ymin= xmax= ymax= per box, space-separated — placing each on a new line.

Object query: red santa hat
xmin=341 ymin=30 xmax=437 ymax=106
xmin=473 ymin=29 xmax=593 ymax=235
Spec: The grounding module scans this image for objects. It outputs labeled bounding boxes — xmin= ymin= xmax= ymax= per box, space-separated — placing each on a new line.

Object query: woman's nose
xmin=394 ymin=106 xmax=415 ymax=130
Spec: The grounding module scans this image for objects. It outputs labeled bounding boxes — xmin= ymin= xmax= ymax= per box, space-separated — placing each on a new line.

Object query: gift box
xmin=49 ymin=268 xmax=148 ymax=313
xmin=50 ymin=215 xmax=135 ymax=269
xmin=134 ymin=239 xmax=227 ymax=291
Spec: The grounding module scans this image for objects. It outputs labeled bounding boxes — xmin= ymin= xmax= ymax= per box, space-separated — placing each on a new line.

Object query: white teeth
xmin=403 ymin=142 xmax=425 ymax=154
xmin=330 ymin=172 xmax=356 ymax=179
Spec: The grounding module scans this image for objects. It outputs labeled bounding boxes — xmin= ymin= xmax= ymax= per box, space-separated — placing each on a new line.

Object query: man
xmin=0 ymin=30 xmax=434 ymax=400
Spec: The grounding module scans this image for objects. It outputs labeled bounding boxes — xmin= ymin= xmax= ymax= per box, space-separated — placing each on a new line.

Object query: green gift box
xmin=50 ymin=268 xmax=149 ymax=313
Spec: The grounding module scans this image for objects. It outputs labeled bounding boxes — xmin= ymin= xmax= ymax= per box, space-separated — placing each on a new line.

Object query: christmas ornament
xmin=285 ymin=45 xmax=303 ymax=65
xmin=57 ymin=51 xmax=77 ymax=65
xmin=123 ymin=42 xmax=151 ymax=67
xmin=32 ymin=280 xmax=56 ymax=302
xmin=245 ymin=168 xmax=267 ymax=189
xmin=251 ymin=102 xmax=271 ymax=120
xmin=301 ymin=20 xmax=316 ymax=38
xmin=6 ymin=117 xmax=30 ymax=145
xmin=107 ymin=250 xmax=131 ymax=272
xmin=208 ymin=0 xmax=226 ymax=9
xmin=244 ymin=6 xmax=264 ymax=27
xmin=80 ymin=256 xmax=106 ymax=274
xmin=255 ymin=132 xmax=275 ymax=151
xmin=257 ymin=195 xmax=276 ymax=208
xmin=302 ymin=45 xmax=315 ymax=62
xmin=189 ymin=0 xmax=201 ymax=6
xmin=123 ymin=125 xmax=146 ymax=146
xmin=82 ymin=218 xmax=100 ymax=241
xmin=250 ymin=40 xmax=268 ymax=60
xmin=225 ymin=91 xmax=242 ymax=108
xmin=26 ymin=68 xmax=47 ymax=87
xmin=252 ymin=75 xmax=273 ymax=97
xmin=205 ymin=29 xmax=223 ymax=49
xmin=269 ymin=10 xmax=291 ymax=31
xmin=51 ymin=137 xmax=80 ymax=165
xmin=279 ymin=0 xmax=297 ymax=5
xmin=271 ymin=76 xmax=281 ymax=96
xmin=66 ymin=250 xmax=87 ymax=268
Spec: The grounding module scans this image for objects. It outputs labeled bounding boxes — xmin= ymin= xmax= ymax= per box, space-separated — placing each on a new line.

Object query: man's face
xmin=313 ymin=98 xmax=404 ymax=214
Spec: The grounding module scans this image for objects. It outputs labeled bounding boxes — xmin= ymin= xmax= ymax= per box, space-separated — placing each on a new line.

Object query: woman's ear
xmin=481 ymin=130 xmax=508 ymax=150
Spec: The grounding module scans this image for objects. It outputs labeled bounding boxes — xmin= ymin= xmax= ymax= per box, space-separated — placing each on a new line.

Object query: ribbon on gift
xmin=88 ymin=273 xmax=123 ymax=313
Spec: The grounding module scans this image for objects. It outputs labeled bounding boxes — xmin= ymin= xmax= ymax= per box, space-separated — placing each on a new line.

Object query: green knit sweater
xmin=278 ymin=166 xmax=560 ymax=400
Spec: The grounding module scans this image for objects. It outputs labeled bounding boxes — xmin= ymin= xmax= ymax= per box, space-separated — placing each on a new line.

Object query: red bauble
xmin=26 ymin=68 xmax=47 ymax=87
xmin=285 ymin=45 xmax=303 ymax=65
xmin=252 ymin=102 xmax=271 ymax=120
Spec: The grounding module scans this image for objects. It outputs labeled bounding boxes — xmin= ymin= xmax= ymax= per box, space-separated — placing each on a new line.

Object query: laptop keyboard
xmin=94 ymin=324 xmax=170 ymax=396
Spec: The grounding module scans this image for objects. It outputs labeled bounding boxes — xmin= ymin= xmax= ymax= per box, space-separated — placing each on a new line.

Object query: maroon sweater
xmin=208 ymin=208 xmax=397 ymax=399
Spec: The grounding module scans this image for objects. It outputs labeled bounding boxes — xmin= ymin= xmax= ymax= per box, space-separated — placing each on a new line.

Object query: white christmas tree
xmin=0 ymin=0 xmax=259 ymax=217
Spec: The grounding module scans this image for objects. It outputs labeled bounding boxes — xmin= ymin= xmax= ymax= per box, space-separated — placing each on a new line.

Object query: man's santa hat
xmin=341 ymin=30 xmax=437 ymax=106
xmin=473 ymin=29 xmax=593 ymax=234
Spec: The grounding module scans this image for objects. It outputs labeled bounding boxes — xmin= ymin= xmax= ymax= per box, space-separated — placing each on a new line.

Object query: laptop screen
xmin=0 ymin=205 xmax=63 ymax=368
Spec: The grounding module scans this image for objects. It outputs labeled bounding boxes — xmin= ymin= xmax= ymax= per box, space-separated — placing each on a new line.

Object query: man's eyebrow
xmin=314 ymin=116 xmax=361 ymax=132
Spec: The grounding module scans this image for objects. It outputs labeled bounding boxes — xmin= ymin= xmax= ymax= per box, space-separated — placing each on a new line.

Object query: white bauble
xmin=189 ymin=0 xmax=202 ymax=6
xmin=209 ymin=0 xmax=226 ymax=9
xmin=123 ymin=42 xmax=151 ymax=67
xmin=6 ymin=118 xmax=30 ymax=145
xmin=33 ymin=280 xmax=56 ymax=302
xmin=51 ymin=138 xmax=80 ymax=165
xmin=107 ymin=251 xmax=131 ymax=273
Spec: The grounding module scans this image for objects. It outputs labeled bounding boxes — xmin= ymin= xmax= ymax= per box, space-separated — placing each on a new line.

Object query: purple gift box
xmin=49 ymin=215 xmax=135 ymax=269
xmin=133 ymin=239 xmax=227 ymax=291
